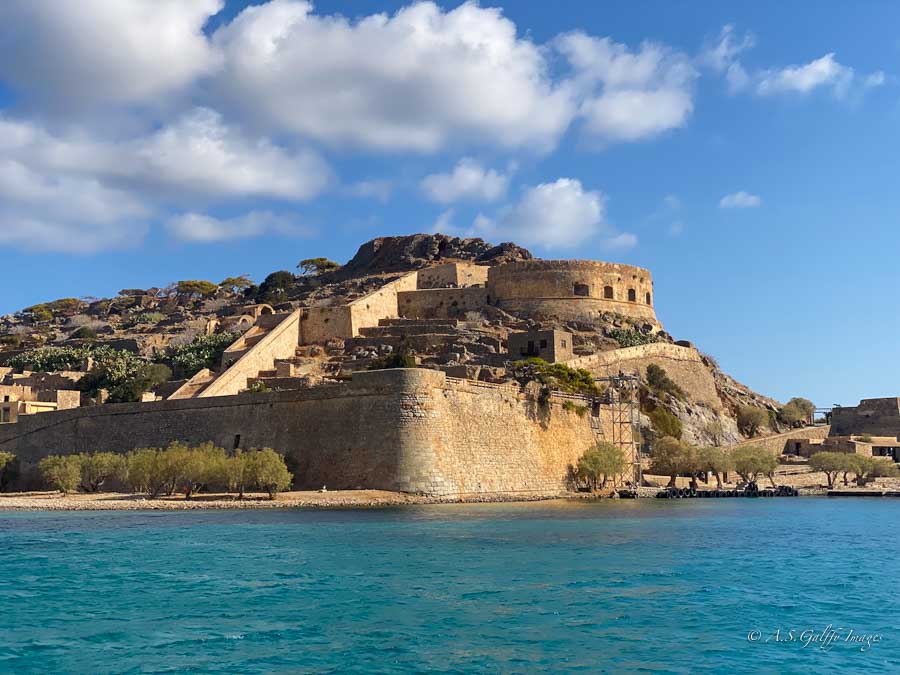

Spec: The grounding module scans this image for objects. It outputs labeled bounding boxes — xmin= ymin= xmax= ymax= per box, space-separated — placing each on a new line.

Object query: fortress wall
xmin=298 ymin=272 xmax=418 ymax=344
xmin=567 ymin=344 xmax=721 ymax=409
xmin=348 ymin=272 xmax=419 ymax=333
xmin=730 ymin=425 xmax=831 ymax=455
xmin=830 ymin=398 xmax=900 ymax=437
xmin=0 ymin=369 xmax=606 ymax=496
xmin=416 ymin=262 xmax=489 ymax=289
xmin=487 ymin=260 xmax=658 ymax=325
xmin=398 ymin=287 xmax=489 ymax=320
xmin=200 ymin=311 xmax=301 ymax=398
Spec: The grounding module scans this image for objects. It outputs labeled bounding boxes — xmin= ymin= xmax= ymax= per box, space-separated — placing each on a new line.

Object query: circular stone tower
xmin=486 ymin=260 xmax=658 ymax=325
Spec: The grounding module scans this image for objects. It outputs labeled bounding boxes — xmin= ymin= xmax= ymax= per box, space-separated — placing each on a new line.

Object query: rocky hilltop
xmin=0 ymin=233 xmax=790 ymax=448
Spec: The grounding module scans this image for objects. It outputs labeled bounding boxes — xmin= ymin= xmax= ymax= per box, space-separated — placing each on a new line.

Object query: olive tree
xmin=79 ymin=452 xmax=127 ymax=492
xmin=808 ymin=451 xmax=848 ymax=489
xmin=731 ymin=446 xmax=778 ymax=486
xmin=650 ymin=437 xmax=697 ymax=487
xmin=697 ymin=446 xmax=732 ymax=489
xmin=126 ymin=448 xmax=167 ymax=497
xmin=737 ymin=406 xmax=770 ymax=438
xmin=245 ymin=448 xmax=293 ymax=499
xmin=577 ymin=442 xmax=627 ymax=490
xmin=39 ymin=455 xmax=82 ymax=494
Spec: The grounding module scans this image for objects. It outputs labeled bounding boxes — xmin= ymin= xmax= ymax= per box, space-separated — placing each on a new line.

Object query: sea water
xmin=0 ymin=499 xmax=897 ymax=674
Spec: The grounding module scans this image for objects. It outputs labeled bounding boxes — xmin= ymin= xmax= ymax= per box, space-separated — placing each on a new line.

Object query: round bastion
xmin=487 ymin=260 xmax=658 ymax=325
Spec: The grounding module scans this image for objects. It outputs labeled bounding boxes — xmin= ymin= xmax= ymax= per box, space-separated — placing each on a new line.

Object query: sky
xmin=0 ymin=0 xmax=898 ymax=407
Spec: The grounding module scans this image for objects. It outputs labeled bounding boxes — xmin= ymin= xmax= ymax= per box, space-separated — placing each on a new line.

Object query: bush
xmin=125 ymin=448 xmax=168 ymax=497
xmin=731 ymin=446 xmax=778 ymax=484
xmin=608 ymin=328 xmax=659 ymax=348
xmin=166 ymin=332 xmax=238 ymax=378
xmin=576 ymin=442 xmax=627 ymax=490
xmin=645 ymin=364 xmax=686 ymax=400
xmin=244 ymin=448 xmax=293 ymax=499
xmin=79 ymin=452 xmax=127 ymax=492
xmin=649 ymin=407 xmax=682 ymax=440
xmin=562 ymin=400 xmax=589 ymax=417
xmin=510 ymin=358 xmax=602 ymax=397
xmin=778 ymin=402 xmax=807 ymax=427
xmin=39 ymin=455 xmax=82 ymax=494
xmin=0 ymin=451 xmax=17 ymax=490
xmin=256 ymin=271 xmax=295 ymax=303
xmin=368 ymin=344 xmax=416 ymax=370
xmin=120 ymin=312 xmax=165 ymax=329
xmin=70 ymin=327 xmax=98 ymax=341
xmin=737 ymin=406 xmax=770 ymax=437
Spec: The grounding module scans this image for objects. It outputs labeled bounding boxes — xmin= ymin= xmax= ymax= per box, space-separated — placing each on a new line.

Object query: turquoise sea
xmin=0 ymin=499 xmax=897 ymax=674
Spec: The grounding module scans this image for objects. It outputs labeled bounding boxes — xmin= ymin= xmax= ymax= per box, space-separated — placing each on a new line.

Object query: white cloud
xmin=473 ymin=178 xmax=635 ymax=249
xmin=757 ymin=53 xmax=855 ymax=97
xmin=432 ymin=209 xmax=456 ymax=233
xmin=0 ymin=0 xmax=222 ymax=108
xmin=345 ymin=180 xmax=393 ymax=203
xmin=557 ymin=32 xmax=697 ymax=143
xmin=702 ymin=25 xmax=883 ymax=99
xmin=0 ymin=159 xmax=149 ymax=253
xmin=719 ymin=191 xmax=761 ymax=208
xmin=165 ymin=211 xmax=309 ymax=242
xmin=211 ymin=0 xmax=575 ymax=152
xmin=420 ymin=158 xmax=509 ymax=203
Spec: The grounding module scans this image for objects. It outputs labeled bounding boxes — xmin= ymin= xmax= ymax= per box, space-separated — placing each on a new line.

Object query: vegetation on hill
xmin=166 ymin=332 xmax=238 ymax=379
xmin=510 ymin=358 xmax=602 ymax=397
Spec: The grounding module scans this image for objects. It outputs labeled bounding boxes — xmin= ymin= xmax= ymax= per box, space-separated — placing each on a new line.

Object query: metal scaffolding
xmin=594 ymin=372 xmax=642 ymax=486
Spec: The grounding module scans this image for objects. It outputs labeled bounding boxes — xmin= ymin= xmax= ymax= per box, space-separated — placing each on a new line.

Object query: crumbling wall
xmin=830 ymin=398 xmax=900 ymax=437
xmin=397 ymin=287 xmax=489 ymax=319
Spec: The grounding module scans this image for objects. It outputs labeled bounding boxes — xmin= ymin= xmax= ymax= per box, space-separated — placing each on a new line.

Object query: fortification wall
xmin=731 ymin=425 xmax=831 ymax=455
xmin=0 ymin=369 xmax=610 ymax=496
xmin=416 ymin=262 xmax=489 ymax=289
xmin=299 ymin=272 xmax=418 ymax=344
xmin=830 ymin=398 xmax=900 ymax=437
xmin=200 ymin=311 xmax=301 ymax=398
xmin=567 ymin=344 xmax=721 ymax=409
xmin=487 ymin=260 xmax=658 ymax=325
xmin=398 ymin=287 xmax=489 ymax=320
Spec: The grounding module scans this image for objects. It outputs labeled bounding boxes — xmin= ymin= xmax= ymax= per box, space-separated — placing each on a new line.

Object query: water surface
xmin=0 ymin=499 xmax=897 ymax=673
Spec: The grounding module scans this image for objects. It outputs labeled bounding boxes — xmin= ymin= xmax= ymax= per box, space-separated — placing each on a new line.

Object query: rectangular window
xmin=561 ymin=340 xmax=567 ymax=348
xmin=233 ymin=434 xmax=241 ymax=450
xmin=540 ymin=339 xmax=548 ymax=349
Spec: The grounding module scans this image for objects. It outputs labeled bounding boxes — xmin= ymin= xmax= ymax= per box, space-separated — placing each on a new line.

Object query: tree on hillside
xmin=577 ymin=442 xmax=627 ymax=490
xmin=256 ymin=271 xmax=295 ymax=303
xmin=176 ymin=280 xmax=219 ymax=299
xmin=645 ymin=364 xmax=686 ymax=400
xmin=39 ymin=455 xmax=82 ymax=494
xmin=778 ymin=401 xmax=807 ymax=427
xmin=649 ymin=407 xmax=683 ymax=440
xmin=731 ymin=446 xmax=778 ymax=485
xmin=737 ymin=406 xmax=769 ymax=437
xmin=297 ymin=258 xmax=341 ymax=276
xmin=703 ymin=419 xmax=726 ymax=447
xmin=787 ymin=397 xmax=815 ymax=420
xmin=219 ymin=275 xmax=254 ymax=294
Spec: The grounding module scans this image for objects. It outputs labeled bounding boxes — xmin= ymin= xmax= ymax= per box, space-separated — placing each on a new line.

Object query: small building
xmin=0 ymin=385 xmax=80 ymax=424
xmin=508 ymin=330 xmax=574 ymax=363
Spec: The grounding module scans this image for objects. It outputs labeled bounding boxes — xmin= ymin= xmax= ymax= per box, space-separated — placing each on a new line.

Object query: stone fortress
xmin=0 ymin=236 xmax=768 ymax=495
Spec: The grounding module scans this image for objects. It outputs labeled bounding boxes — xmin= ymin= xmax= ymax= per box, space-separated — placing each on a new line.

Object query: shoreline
xmin=0 ymin=484 xmax=894 ymax=511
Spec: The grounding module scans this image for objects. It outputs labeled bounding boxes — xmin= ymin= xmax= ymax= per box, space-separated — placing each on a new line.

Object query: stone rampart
xmin=567 ymin=344 xmax=720 ymax=409
xmin=487 ymin=260 xmax=658 ymax=325
xmin=830 ymin=398 xmax=900 ymax=438
xmin=730 ymin=425 xmax=831 ymax=455
xmin=398 ymin=287 xmax=489 ymax=320
xmin=0 ymin=368 xmax=617 ymax=496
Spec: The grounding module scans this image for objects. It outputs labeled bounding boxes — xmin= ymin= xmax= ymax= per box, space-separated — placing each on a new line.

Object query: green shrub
xmin=562 ymin=400 xmax=589 ymax=417
xmin=39 ymin=455 xmax=82 ymax=494
xmin=369 ymin=344 xmax=417 ymax=370
xmin=576 ymin=441 xmax=627 ymax=490
xmin=70 ymin=327 xmax=98 ymax=341
xmin=736 ymin=405 xmax=770 ymax=437
xmin=166 ymin=333 xmax=238 ymax=378
xmin=78 ymin=452 xmax=127 ymax=492
xmin=608 ymin=328 xmax=659 ymax=348
xmin=510 ymin=358 xmax=602 ymax=397
xmin=645 ymin=364 xmax=686 ymax=400
xmin=244 ymin=448 xmax=293 ymax=499
xmin=649 ymin=407 xmax=683 ymax=440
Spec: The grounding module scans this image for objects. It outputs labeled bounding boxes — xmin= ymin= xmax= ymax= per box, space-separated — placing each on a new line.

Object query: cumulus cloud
xmin=0 ymin=159 xmax=149 ymax=253
xmin=420 ymin=158 xmax=509 ymax=203
xmin=165 ymin=211 xmax=310 ymax=242
xmin=211 ymin=0 xmax=575 ymax=152
xmin=557 ymin=32 xmax=697 ymax=143
xmin=0 ymin=0 xmax=222 ymax=108
xmin=473 ymin=178 xmax=635 ymax=249
xmin=345 ymin=180 xmax=393 ymax=203
xmin=702 ymin=25 xmax=883 ymax=99
xmin=719 ymin=191 xmax=761 ymax=208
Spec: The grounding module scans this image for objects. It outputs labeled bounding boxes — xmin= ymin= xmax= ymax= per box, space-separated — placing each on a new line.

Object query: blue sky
xmin=0 ymin=1 xmax=898 ymax=407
